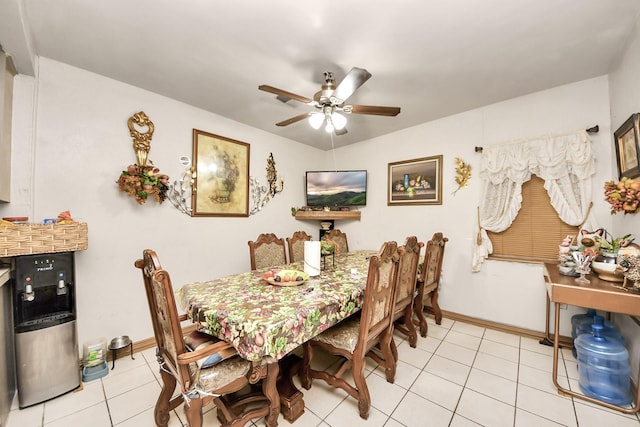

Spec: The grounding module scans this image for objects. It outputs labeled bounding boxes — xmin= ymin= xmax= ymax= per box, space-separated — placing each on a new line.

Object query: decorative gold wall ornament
xmin=453 ymin=157 xmax=472 ymax=195
xmin=249 ymin=153 xmax=284 ymax=215
xmin=127 ymin=111 xmax=155 ymax=167
xmin=117 ymin=111 xmax=169 ymax=205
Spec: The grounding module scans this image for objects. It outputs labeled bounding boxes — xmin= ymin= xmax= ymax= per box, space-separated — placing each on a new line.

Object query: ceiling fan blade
xmin=275 ymin=113 xmax=311 ymax=127
xmin=259 ymin=85 xmax=313 ymax=104
xmin=347 ymin=105 xmax=401 ymax=116
xmin=331 ymin=67 xmax=372 ymax=104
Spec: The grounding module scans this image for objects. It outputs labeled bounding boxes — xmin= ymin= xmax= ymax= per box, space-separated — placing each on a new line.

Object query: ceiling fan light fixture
xmin=325 ymin=120 xmax=334 ymax=133
xmin=331 ymin=112 xmax=347 ymax=130
xmin=308 ymin=112 xmax=324 ymax=130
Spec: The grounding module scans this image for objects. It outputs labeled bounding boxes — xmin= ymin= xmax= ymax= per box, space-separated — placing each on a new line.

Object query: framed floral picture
xmin=388 ymin=155 xmax=443 ymax=205
xmin=614 ymin=113 xmax=640 ymax=180
xmin=191 ymin=129 xmax=250 ymax=217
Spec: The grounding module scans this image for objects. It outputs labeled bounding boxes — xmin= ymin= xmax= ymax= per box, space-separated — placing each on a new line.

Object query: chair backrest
xmin=135 ymin=249 xmax=190 ymax=386
xmin=325 ymin=229 xmax=349 ymax=254
xmin=394 ymin=236 xmax=422 ymax=319
xmin=419 ymin=232 xmax=448 ymax=291
xmin=356 ymin=241 xmax=400 ymax=354
xmin=286 ymin=231 xmax=312 ymax=263
xmin=248 ymin=233 xmax=287 ymax=270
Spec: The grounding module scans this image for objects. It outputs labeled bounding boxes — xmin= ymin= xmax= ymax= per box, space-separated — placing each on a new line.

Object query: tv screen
xmin=305 ymin=170 xmax=367 ymax=207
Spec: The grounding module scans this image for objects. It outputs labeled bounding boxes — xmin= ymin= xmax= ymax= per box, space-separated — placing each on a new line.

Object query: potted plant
xmin=594 ymin=231 xmax=634 ymax=263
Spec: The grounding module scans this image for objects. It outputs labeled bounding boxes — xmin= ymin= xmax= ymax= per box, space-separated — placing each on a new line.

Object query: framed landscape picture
xmin=388 ymin=155 xmax=443 ymax=205
xmin=191 ymin=129 xmax=250 ymax=217
xmin=614 ymin=113 xmax=640 ymax=180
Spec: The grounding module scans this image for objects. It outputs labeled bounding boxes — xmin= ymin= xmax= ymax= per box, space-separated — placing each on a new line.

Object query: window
xmin=487 ymin=175 xmax=578 ymax=263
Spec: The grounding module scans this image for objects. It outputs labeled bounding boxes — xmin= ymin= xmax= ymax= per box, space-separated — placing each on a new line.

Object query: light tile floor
xmin=6 ymin=317 xmax=640 ymax=426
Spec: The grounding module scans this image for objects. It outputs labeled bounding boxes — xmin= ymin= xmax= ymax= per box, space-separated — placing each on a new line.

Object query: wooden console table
xmin=543 ymin=263 xmax=640 ymax=414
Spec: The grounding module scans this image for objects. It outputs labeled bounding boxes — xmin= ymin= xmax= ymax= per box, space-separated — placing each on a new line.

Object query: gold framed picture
xmin=191 ymin=129 xmax=250 ymax=217
xmin=614 ymin=113 xmax=640 ymax=180
xmin=388 ymin=155 xmax=443 ymax=205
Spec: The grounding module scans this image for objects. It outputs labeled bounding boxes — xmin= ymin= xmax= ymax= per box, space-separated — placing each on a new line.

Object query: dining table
xmin=176 ymin=249 xmax=376 ymax=422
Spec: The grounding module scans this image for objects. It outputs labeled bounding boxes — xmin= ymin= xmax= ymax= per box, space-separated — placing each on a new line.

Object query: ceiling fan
xmin=259 ymin=67 xmax=400 ymax=135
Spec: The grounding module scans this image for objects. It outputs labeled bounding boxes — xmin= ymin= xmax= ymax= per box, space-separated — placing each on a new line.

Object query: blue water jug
xmin=572 ymin=315 xmax=623 ymax=358
xmin=575 ymin=323 xmax=632 ymax=406
xmin=571 ymin=308 xmax=597 ymax=340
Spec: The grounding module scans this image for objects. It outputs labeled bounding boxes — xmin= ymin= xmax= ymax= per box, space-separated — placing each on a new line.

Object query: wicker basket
xmin=0 ymin=223 xmax=88 ymax=257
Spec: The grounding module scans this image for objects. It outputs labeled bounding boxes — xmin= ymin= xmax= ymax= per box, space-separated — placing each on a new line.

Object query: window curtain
xmin=472 ymin=130 xmax=595 ymax=272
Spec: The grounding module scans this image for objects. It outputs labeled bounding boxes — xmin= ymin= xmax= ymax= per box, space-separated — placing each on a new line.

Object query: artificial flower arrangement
xmin=604 ymin=177 xmax=640 ymax=214
xmin=117 ymin=163 xmax=169 ymax=205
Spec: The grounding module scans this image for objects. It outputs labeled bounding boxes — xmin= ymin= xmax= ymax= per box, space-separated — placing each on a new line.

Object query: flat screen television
xmin=305 ymin=170 xmax=367 ymax=207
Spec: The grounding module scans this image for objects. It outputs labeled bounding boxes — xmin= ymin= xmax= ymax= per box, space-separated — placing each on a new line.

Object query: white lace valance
xmin=472 ymin=130 xmax=595 ymax=272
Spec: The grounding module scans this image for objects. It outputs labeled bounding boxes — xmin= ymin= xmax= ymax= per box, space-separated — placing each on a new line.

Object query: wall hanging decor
xmin=614 ymin=113 xmax=640 ymax=180
xmin=452 ymin=157 xmax=471 ymax=195
xmin=387 ymin=155 xmax=443 ymax=205
xmin=604 ymin=177 xmax=640 ymax=214
xmin=249 ymin=153 xmax=284 ymax=215
xmin=116 ymin=111 xmax=169 ymax=205
xmin=191 ymin=129 xmax=250 ymax=217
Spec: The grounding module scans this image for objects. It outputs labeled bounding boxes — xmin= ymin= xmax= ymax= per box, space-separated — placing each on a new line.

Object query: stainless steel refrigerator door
xmin=15 ymin=320 xmax=80 ymax=408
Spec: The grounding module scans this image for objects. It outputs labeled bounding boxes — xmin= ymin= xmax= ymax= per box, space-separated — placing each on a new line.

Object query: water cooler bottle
xmin=11 ymin=252 xmax=80 ymax=408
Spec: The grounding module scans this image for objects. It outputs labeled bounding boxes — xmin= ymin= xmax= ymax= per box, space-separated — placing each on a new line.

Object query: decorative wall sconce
xmin=250 ymin=153 xmax=284 ymax=215
xmin=167 ymin=166 xmax=195 ymax=215
xmin=116 ymin=111 xmax=169 ymax=205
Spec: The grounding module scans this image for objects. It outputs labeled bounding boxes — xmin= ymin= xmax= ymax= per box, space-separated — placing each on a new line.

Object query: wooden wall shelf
xmin=294 ymin=211 xmax=361 ymax=221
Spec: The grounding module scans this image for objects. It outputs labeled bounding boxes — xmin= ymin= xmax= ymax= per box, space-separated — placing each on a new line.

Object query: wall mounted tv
xmin=305 ymin=170 xmax=367 ymax=207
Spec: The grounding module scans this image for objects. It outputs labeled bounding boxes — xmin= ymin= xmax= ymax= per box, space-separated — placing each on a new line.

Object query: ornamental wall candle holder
xmin=249 ymin=153 xmax=284 ymax=215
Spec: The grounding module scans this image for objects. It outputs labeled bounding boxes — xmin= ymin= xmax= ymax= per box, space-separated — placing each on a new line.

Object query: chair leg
xmin=379 ymin=332 xmax=396 ymax=384
xmin=184 ymin=395 xmax=203 ymax=427
xmin=430 ymin=289 xmax=442 ymax=325
xmin=390 ymin=334 xmax=398 ymax=364
xmin=351 ymin=356 xmax=370 ymax=420
xmin=155 ymin=366 xmax=177 ymax=427
xmin=300 ymin=342 xmax=313 ymax=390
xmin=402 ymin=305 xmax=418 ymax=348
xmin=263 ymin=362 xmax=281 ymax=427
xmin=413 ymin=296 xmax=428 ymax=338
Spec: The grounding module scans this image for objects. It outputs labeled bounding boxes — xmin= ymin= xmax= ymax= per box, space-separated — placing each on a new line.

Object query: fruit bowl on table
xmin=261 ymin=269 xmax=309 ymax=286
xmin=591 ymin=261 xmax=624 ymax=282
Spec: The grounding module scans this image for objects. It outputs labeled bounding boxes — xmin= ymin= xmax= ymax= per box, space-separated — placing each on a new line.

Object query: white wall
xmin=1 ymin=57 xmax=325 ymax=348
xmin=334 ymin=75 xmax=614 ymax=337
xmin=608 ymin=12 xmax=640 ymax=381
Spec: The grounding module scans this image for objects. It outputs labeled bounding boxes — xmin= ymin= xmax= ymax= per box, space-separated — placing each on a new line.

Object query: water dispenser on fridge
xmin=11 ymin=252 xmax=80 ymax=408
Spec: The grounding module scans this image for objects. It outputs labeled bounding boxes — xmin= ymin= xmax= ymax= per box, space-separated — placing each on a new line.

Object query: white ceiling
xmin=2 ymin=0 xmax=640 ymax=150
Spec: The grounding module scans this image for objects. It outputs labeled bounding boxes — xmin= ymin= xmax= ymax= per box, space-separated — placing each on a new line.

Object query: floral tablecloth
xmin=176 ymin=250 xmax=375 ymax=361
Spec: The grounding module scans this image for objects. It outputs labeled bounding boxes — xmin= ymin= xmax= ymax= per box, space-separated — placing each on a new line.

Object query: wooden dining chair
xmin=414 ymin=232 xmax=448 ymax=336
xmin=300 ymin=241 xmax=400 ymax=420
xmin=248 ymin=233 xmax=287 ymax=270
xmin=391 ymin=236 xmax=423 ymax=352
xmin=325 ymin=228 xmax=349 ymax=254
xmin=135 ymin=249 xmax=280 ymax=427
xmin=285 ymin=231 xmax=311 ymax=263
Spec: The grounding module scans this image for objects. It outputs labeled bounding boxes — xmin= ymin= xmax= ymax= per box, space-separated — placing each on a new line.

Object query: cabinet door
xmin=0 ymin=52 xmax=16 ymax=202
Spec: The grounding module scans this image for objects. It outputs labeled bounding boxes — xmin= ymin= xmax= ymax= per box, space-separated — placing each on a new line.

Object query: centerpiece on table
xmin=320 ymin=238 xmax=336 ymax=270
